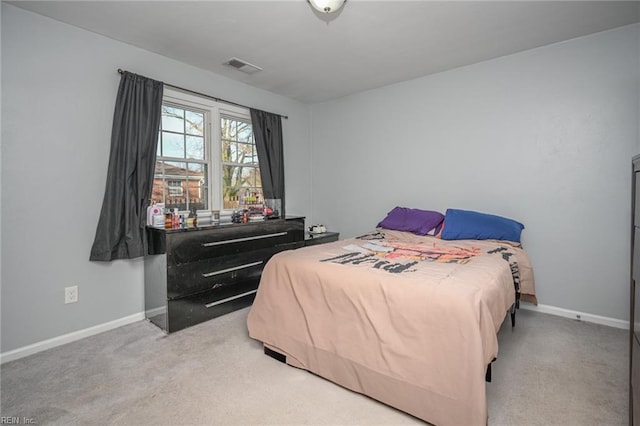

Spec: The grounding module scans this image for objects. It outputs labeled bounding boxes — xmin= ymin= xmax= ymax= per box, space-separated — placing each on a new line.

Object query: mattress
xmin=247 ymin=229 xmax=535 ymax=425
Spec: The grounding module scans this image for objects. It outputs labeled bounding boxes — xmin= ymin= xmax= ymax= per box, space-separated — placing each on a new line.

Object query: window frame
xmin=158 ymin=88 xmax=257 ymax=213
xmin=220 ymin=112 xmax=261 ymax=210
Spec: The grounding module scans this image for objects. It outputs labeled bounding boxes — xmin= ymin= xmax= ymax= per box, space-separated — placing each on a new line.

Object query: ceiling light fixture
xmin=308 ymin=0 xmax=346 ymax=14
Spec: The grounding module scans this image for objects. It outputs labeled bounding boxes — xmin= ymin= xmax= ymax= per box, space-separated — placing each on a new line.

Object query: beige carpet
xmin=0 ymin=307 xmax=628 ymax=425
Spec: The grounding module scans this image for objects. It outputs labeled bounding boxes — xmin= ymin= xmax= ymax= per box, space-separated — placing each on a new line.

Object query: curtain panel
xmin=90 ymin=72 xmax=164 ymax=261
xmin=250 ymin=109 xmax=285 ymax=216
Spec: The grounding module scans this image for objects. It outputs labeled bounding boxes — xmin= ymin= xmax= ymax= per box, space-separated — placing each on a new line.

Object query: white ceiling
xmin=8 ymin=1 xmax=640 ymax=103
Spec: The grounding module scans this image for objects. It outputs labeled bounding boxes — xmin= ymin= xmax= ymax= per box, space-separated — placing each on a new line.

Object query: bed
xmin=247 ymin=208 xmax=536 ymax=426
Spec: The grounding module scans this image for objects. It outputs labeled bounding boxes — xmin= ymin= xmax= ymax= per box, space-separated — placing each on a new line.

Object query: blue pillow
xmin=440 ymin=209 xmax=524 ymax=243
xmin=377 ymin=207 xmax=444 ymax=236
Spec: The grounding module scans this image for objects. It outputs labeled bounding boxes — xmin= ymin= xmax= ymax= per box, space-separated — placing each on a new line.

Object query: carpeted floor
xmin=0 ymin=308 xmax=628 ymax=425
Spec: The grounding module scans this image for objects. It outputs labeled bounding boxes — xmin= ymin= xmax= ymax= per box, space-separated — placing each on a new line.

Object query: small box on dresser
xmin=144 ymin=216 xmax=305 ymax=333
xmin=304 ymin=231 xmax=340 ymax=246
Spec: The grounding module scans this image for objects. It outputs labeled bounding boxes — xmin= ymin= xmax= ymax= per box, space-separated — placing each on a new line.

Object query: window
xmin=151 ymin=89 xmax=262 ymax=213
xmin=221 ymin=116 xmax=262 ymax=210
xmin=153 ymin=103 xmax=208 ymax=211
xmin=167 ymin=180 xmax=184 ymax=197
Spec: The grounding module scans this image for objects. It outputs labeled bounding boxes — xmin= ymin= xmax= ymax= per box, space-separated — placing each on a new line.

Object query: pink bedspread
xmin=247 ymin=230 xmax=535 ymax=425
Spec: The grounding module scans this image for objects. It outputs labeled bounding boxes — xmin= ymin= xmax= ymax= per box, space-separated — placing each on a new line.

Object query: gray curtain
xmin=90 ymin=72 xmax=164 ymax=261
xmin=250 ymin=109 xmax=285 ymax=216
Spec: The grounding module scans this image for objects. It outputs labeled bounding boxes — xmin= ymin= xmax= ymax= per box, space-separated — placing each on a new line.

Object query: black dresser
xmin=144 ymin=216 xmax=305 ymax=333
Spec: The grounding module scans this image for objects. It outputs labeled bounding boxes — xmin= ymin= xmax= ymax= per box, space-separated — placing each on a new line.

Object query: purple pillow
xmin=377 ymin=207 xmax=444 ymax=236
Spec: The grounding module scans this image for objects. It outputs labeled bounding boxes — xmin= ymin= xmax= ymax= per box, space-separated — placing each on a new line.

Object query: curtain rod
xmin=117 ymin=68 xmax=288 ymax=120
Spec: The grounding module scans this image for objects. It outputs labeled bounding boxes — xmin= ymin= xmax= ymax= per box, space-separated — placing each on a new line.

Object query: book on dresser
xmin=144 ymin=216 xmax=305 ymax=333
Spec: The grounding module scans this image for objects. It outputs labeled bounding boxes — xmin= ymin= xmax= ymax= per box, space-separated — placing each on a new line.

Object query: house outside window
xmin=151 ymin=88 xmax=262 ymax=213
xmin=167 ymin=180 xmax=184 ymax=197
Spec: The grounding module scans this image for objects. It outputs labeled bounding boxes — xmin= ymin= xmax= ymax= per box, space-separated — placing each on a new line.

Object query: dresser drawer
xmin=166 ymin=243 xmax=301 ymax=299
xmin=167 ymin=221 xmax=303 ymax=265
xmin=166 ymin=281 xmax=259 ymax=333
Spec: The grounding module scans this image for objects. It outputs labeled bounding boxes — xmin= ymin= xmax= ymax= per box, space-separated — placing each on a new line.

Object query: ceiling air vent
xmin=224 ymin=57 xmax=263 ymax=74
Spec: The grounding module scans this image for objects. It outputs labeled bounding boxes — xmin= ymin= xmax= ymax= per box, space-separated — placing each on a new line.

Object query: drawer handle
xmin=205 ymin=290 xmax=257 ymax=308
xmin=202 ymin=232 xmax=288 ymax=247
xmin=201 ymin=261 xmax=263 ymax=278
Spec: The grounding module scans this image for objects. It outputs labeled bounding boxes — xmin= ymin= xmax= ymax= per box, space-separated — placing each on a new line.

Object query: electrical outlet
xmin=64 ymin=286 xmax=78 ymax=304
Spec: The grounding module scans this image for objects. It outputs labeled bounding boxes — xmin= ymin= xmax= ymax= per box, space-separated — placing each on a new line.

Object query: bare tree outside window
xmin=221 ymin=116 xmax=262 ymax=210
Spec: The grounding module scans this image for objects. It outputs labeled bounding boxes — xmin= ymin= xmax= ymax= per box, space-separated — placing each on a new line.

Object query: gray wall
xmin=1 ymin=4 xmax=312 ymax=352
xmin=310 ymin=23 xmax=640 ymax=322
xmin=2 ymin=3 xmax=638 ymax=354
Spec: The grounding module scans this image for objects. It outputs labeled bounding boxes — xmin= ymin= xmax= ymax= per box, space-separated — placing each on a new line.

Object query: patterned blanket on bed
xmin=320 ymin=230 xmax=525 ymax=286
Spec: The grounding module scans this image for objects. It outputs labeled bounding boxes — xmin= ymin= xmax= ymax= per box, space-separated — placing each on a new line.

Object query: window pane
xmin=185 ymin=111 xmax=204 ymax=136
xmin=162 ymin=183 xmax=175 ymax=209
xmin=236 ymin=143 xmax=253 ymax=164
xmin=223 ymin=197 xmax=238 ymax=211
xmin=255 ymin=169 xmax=262 ymax=187
xmin=162 ymin=106 xmax=184 ymax=133
xmin=151 ymin=177 xmax=164 ymax=205
xmin=152 ymin=161 xmax=208 ymax=211
xmin=165 ymin=161 xmax=187 ymax=178
xmin=154 ymin=161 xmax=164 ymax=175
xmin=240 ymin=166 xmax=255 ymax=187
xmin=165 ymin=162 xmax=186 ymax=209
xmin=224 ymin=142 xmax=242 ymax=164
xmin=231 ymin=143 xmax=243 ymax=163
xmin=237 ymin=122 xmax=252 ymax=142
xmin=168 ymin=180 xmax=184 ymax=197
xmin=152 ymin=161 xmax=165 ymax=204
xmin=198 ymin=186 xmax=209 ymax=211
xmin=238 ymin=143 xmax=254 ymax=164
xmin=155 ymin=101 xmax=211 ymax=211
xmin=221 ymin=118 xmax=236 ymax=140
xmin=187 ymin=162 xmax=205 ymax=175
xmin=223 ymin=165 xmax=241 ymax=208
xmin=223 ymin=165 xmax=241 ymax=189
xmin=221 ymin=115 xmax=261 ymax=211
xmin=222 ymin=140 xmax=233 ymax=162
xmin=186 ymin=136 xmax=204 ymax=160
xmin=165 ymin=179 xmax=185 ymax=210
xmin=164 ymin=192 xmax=183 ymax=211
xmin=186 ymin=163 xmax=206 ymax=211
xmin=162 ymin=132 xmax=185 ymax=158
xmin=151 ymin=185 xmax=163 ymax=205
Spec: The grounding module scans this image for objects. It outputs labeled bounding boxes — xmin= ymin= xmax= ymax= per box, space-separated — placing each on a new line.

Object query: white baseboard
xmin=0 ymin=312 xmax=145 ymax=364
xmin=0 ymin=304 xmax=628 ymax=364
xmin=520 ymin=303 xmax=629 ymax=330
